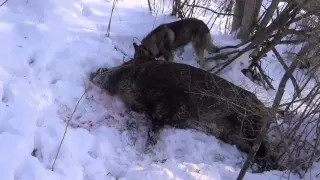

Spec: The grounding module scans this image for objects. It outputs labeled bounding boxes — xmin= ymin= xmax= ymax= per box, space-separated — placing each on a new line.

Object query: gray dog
xmin=134 ymin=18 xmax=219 ymax=68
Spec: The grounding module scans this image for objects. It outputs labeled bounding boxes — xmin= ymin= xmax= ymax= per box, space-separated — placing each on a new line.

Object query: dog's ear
xmin=133 ymin=42 xmax=139 ymax=51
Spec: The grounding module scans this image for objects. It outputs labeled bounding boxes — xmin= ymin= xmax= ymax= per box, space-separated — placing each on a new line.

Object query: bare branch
xmin=272 ymin=48 xmax=301 ymax=96
xmin=237 ymin=57 xmax=300 ymax=180
xmin=260 ymin=0 xmax=280 ymax=28
xmin=184 ymin=3 xmax=239 ymax=17
xmin=0 ymin=0 xmax=8 ymax=8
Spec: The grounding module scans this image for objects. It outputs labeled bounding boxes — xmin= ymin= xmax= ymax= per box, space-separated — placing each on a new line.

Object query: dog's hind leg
xmin=192 ymin=41 xmax=206 ymax=68
xmin=204 ymin=33 xmax=219 ymax=54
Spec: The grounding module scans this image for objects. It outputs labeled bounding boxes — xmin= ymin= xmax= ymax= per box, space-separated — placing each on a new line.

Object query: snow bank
xmin=0 ymin=0 xmax=317 ymax=179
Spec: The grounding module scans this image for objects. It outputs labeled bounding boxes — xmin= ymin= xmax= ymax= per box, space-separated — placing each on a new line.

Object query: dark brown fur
xmin=90 ymin=60 xmax=277 ymax=171
xmin=134 ymin=18 xmax=219 ymax=68
xmin=89 ymin=43 xmax=156 ymax=80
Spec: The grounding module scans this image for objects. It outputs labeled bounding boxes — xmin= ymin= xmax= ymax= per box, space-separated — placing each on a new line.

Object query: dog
xmin=134 ymin=18 xmax=220 ymax=68
xmin=90 ymin=57 xmax=278 ymax=171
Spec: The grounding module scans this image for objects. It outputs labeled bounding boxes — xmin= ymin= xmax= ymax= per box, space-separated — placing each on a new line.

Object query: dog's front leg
xmin=161 ymin=49 xmax=174 ymax=62
xmin=198 ymin=49 xmax=206 ymax=69
xmin=162 ymin=36 xmax=174 ymax=62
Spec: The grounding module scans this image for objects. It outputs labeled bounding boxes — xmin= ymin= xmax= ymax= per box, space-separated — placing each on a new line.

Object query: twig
xmin=113 ymin=44 xmax=129 ymax=57
xmin=237 ymin=57 xmax=299 ymax=180
xmin=147 ymin=0 xmax=152 ymax=13
xmin=279 ymin=94 xmax=310 ymax=107
xmin=106 ymin=0 xmax=118 ymax=37
xmin=184 ymin=3 xmax=239 ymax=17
xmin=272 ymin=48 xmax=301 ymax=96
xmin=255 ymin=62 xmax=275 ymax=90
xmin=0 ymin=0 xmax=9 ymax=8
xmin=51 ymin=88 xmax=89 ymax=171
xmin=133 ymin=37 xmax=141 ymax=43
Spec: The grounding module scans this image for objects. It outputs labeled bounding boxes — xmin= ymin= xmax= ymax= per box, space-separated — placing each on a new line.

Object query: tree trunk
xmin=237 ymin=0 xmax=262 ymax=41
xmin=171 ymin=0 xmax=181 ymax=17
xmin=231 ymin=0 xmax=244 ymax=32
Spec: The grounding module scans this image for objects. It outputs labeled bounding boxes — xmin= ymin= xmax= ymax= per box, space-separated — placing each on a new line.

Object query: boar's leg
xmin=146 ymin=90 xmax=189 ymax=145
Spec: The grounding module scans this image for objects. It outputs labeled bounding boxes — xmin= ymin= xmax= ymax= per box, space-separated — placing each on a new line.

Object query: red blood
xmin=105 ymin=91 xmax=111 ymax=96
xmin=88 ymin=121 xmax=94 ymax=127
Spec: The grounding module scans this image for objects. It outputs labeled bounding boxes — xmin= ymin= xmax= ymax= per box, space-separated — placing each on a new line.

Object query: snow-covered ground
xmin=0 ymin=0 xmax=319 ymax=179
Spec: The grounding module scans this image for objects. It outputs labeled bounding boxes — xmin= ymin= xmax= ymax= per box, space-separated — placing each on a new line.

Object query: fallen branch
xmin=205 ymin=50 xmax=240 ymax=61
xmin=218 ymin=36 xmax=253 ymax=51
xmin=51 ymin=88 xmax=89 ymax=171
xmin=209 ymin=44 xmax=257 ymax=73
xmin=248 ymin=62 xmax=275 ymax=90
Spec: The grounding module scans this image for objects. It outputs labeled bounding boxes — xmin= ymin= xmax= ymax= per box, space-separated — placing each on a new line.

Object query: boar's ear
xmin=133 ymin=42 xmax=139 ymax=51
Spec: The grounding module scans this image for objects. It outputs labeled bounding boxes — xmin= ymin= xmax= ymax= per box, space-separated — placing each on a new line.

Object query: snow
xmin=0 ymin=0 xmax=319 ymax=179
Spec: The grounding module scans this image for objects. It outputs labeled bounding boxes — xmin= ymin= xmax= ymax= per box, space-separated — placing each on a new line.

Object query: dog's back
xmin=138 ymin=18 xmax=218 ymax=68
xmin=164 ymin=18 xmax=210 ymax=48
xmin=141 ymin=18 xmax=210 ymax=50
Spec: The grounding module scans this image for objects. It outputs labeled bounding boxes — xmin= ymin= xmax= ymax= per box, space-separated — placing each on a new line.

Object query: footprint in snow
xmin=28 ymin=57 xmax=36 ymax=68
xmin=1 ymin=83 xmax=13 ymax=104
xmin=82 ymin=6 xmax=93 ymax=17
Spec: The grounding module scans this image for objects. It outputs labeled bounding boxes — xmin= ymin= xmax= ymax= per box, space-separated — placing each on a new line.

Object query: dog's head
xmin=133 ymin=42 xmax=155 ymax=60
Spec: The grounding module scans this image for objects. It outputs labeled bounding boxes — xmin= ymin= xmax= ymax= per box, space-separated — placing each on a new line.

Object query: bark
xmin=171 ymin=0 xmax=182 ymax=18
xmin=231 ymin=0 xmax=244 ymax=32
xmin=147 ymin=0 xmax=152 ymax=13
xmin=237 ymin=0 xmax=262 ymax=41
xmin=260 ymin=0 xmax=280 ymax=28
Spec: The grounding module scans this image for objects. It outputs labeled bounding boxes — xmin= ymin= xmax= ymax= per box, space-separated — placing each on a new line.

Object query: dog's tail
xmin=205 ymin=33 xmax=219 ymax=54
